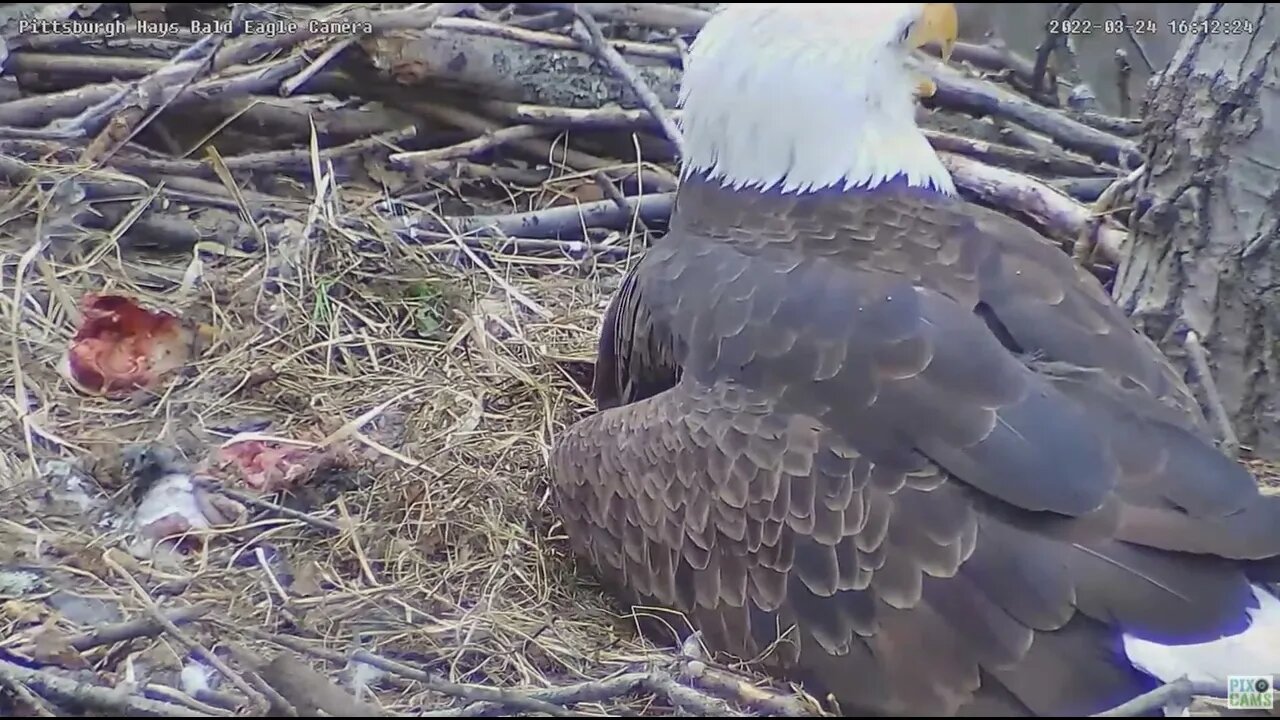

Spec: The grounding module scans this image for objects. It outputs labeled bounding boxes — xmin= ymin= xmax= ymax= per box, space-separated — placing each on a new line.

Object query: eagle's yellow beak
xmin=907 ymin=3 xmax=958 ymax=99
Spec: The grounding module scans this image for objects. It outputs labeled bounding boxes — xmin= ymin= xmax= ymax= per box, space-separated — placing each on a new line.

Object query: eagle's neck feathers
xmin=677 ymin=4 xmax=956 ymax=198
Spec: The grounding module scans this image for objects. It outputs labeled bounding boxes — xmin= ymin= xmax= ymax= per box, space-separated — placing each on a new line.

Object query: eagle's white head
xmin=678 ymin=3 xmax=959 ymax=196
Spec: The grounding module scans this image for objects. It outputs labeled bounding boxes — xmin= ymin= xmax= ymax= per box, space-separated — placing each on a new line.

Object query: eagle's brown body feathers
xmin=549 ymin=175 xmax=1280 ymax=716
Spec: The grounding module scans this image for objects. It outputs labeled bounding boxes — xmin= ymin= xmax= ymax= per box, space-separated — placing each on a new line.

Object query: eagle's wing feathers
xmin=549 ymin=372 xmax=1253 ymax=715
xmin=551 ymin=197 xmax=1280 ymax=716
xmin=592 ymin=261 xmax=681 ymax=411
xmin=967 ymin=207 xmax=1206 ymax=429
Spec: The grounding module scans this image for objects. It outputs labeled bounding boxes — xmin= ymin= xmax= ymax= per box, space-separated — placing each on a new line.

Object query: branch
xmin=397 ymin=192 xmax=674 ymax=241
xmin=1032 ymin=3 xmax=1082 ymax=97
xmin=566 ymin=5 xmax=686 ymax=156
xmin=68 ymin=603 xmax=212 ymax=652
xmin=477 ymin=100 xmax=1108 ymax=178
xmin=538 ymin=3 xmax=712 ymax=34
xmin=365 ymin=24 xmax=1138 ymax=172
xmin=924 ymin=57 xmax=1143 ymax=168
xmin=389 ymin=124 xmax=551 ymax=166
xmin=1184 ymin=330 xmax=1240 ymax=458
xmin=939 ymin=152 xmax=1127 ymax=262
xmin=0 ymin=658 xmax=210 ymax=717
xmin=1091 ymin=678 xmax=1225 ymax=717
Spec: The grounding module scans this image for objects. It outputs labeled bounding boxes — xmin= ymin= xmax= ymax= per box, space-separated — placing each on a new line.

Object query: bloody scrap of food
xmin=213 ymin=439 xmax=323 ymax=492
xmin=60 ymin=293 xmax=197 ymax=398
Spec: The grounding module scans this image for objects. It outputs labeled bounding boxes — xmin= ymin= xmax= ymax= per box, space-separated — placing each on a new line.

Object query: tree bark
xmin=1113 ymin=3 xmax=1280 ymax=458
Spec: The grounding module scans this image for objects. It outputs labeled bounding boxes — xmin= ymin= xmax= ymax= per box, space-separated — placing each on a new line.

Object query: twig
xmin=280 ymin=39 xmax=358 ymax=97
xmin=1091 ymin=677 xmax=1225 ymax=717
xmin=1184 ymin=330 xmax=1240 ymax=458
xmin=0 ymin=658 xmax=210 ymax=717
xmin=103 ymin=553 xmax=272 ymax=715
xmin=68 ymin=602 xmax=212 ymax=652
xmin=413 ymin=103 xmax=678 ymax=190
xmin=0 ymin=55 xmax=309 ymax=130
xmin=480 ymin=100 xmax=1106 ymax=177
xmin=1032 ymin=3 xmax=1082 ymax=97
xmin=231 ymin=627 xmax=582 ymax=717
xmin=1072 ymin=164 xmax=1144 ymax=266
xmin=1115 ymin=49 xmax=1133 ymax=118
xmin=418 ymin=160 xmax=550 ymax=186
xmin=422 ymin=674 xmax=651 ymax=716
xmin=223 ymin=126 xmax=420 ymax=174
xmin=389 ymin=125 xmax=552 ymax=166
xmin=1114 ymin=8 xmax=1156 ymax=73
xmin=52 ymin=32 xmax=222 ymax=140
xmin=1068 ymin=110 xmax=1142 ymax=137
xmin=939 ymin=152 xmax=1127 ymax=262
xmin=212 ymin=3 xmax=475 ymax=71
xmin=141 ymin=684 xmax=237 ymax=717
xmin=0 ymin=662 xmax=57 ymax=717
xmin=683 ymin=664 xmax=817 ymax=717
xmin=923 ymin=40 xmax=1041 ymax=93
xmin=594 ymin=170 xmax=651 ymax=233
xmin=436 ymin=16 xmax=680 ymax=62
xmin=195 ymin=479 xmax=343 ymax=534
xmin=924 ymin=57 xmax=1142 ymax=168
xmin=565 ymin=5 xmax=686 ymax=157
xmin=539 ymin=3 xmax=712 ymax=33
xmin=398 ymin=191 xmax=674 ymax=241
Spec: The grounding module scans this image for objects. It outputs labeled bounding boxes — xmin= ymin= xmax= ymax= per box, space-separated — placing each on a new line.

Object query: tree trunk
xmin=1113 ymin=3 xmax=1280 ymax=458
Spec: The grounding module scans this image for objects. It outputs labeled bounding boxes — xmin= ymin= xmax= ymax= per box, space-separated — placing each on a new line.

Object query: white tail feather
xmin=1123 ymin=584 xmax=1280 ymax=684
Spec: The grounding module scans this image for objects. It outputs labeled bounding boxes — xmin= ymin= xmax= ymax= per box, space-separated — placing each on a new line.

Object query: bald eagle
xmin=549 ymin=3 xmax=1280 ymax=715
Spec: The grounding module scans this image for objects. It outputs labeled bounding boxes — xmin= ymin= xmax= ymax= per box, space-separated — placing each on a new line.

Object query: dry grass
xmin=0 ymin=148 xmax=804 ymax=716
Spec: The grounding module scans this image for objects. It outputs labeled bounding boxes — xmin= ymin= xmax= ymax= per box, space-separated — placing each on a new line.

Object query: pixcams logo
xmin=1228 ymin=675 xmax=1275 ymax=710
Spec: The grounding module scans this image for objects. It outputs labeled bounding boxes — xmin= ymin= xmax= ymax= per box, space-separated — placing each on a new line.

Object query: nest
xmin=0 ymin=2 xmax=1269 ymax=717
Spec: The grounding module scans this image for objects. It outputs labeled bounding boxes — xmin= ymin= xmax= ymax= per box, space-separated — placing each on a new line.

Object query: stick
xmin=69 ymin=603 xmax=212 ymax=652
xmin=1068 ymin=110 xmax=1142 ymax=137
xmin=923 ymin=57 xmax=1142 ymax=168
xmin=1072 ymin=164 xmax=1144 ymax=265
xmin=595 ymin=170 xmax=651 ymax=233
xmin=480 ymin=100 xmax=1106 ymax=177
xmin=366 ymin=26 xmax=1137 ymax=172
xmin=211 ymin=3 xmax=474 ymax=71
xmin=195 ymin=478 xmax=344 ymax=534
xmin=400 ymin=191 xmax=674 ymax=241
xmin=436 ymin=16 xmax=681 ymax=62
xmin=413 ymin=102 xmax=678 ymax=190
xmin=1 ymin=52 xmax=168 ymax=81
xmin=418 ymin=160 xmax=551 ymax=187
xmin=565 ymin=5 xmax=686 ymax=157
xmin=540 ymin=3 xmax=712 ymax=34
xmin=389 ymin=125 xmax=552 ymax=166
xmin=379 ymin=24 xmax=681 ymax=110
xmin=923 ymin=40 xmax=1042 ymax=92
xmin=1115 ymin=49 xmax=1133 ymax=118
xmin=232 ymin=628 xmax=581 ymax=717
xmin=1091 ymin=678 xmax=1225 ymax=717
xmin=222 ymin=127 xmax=420 ymax=174
xmin=1184 ymin=330 xmax=1240 ymax=459
xmin=939 ymin=152 xmax=1127 ymax=262
xmin=52 ymin=32 xmax=222 ymax=140
xmin=0 ymin=55 xmax=308 ymax=130
xmin=1032 ymin=3 xmax=1082 ymax=97
xmin=103 ymin=554 xmax=272 ymax=714
xmin=0 ymin=662 xmax=57 ymax=717
xmin=0 ymin=658 xmax=210 ymax=717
